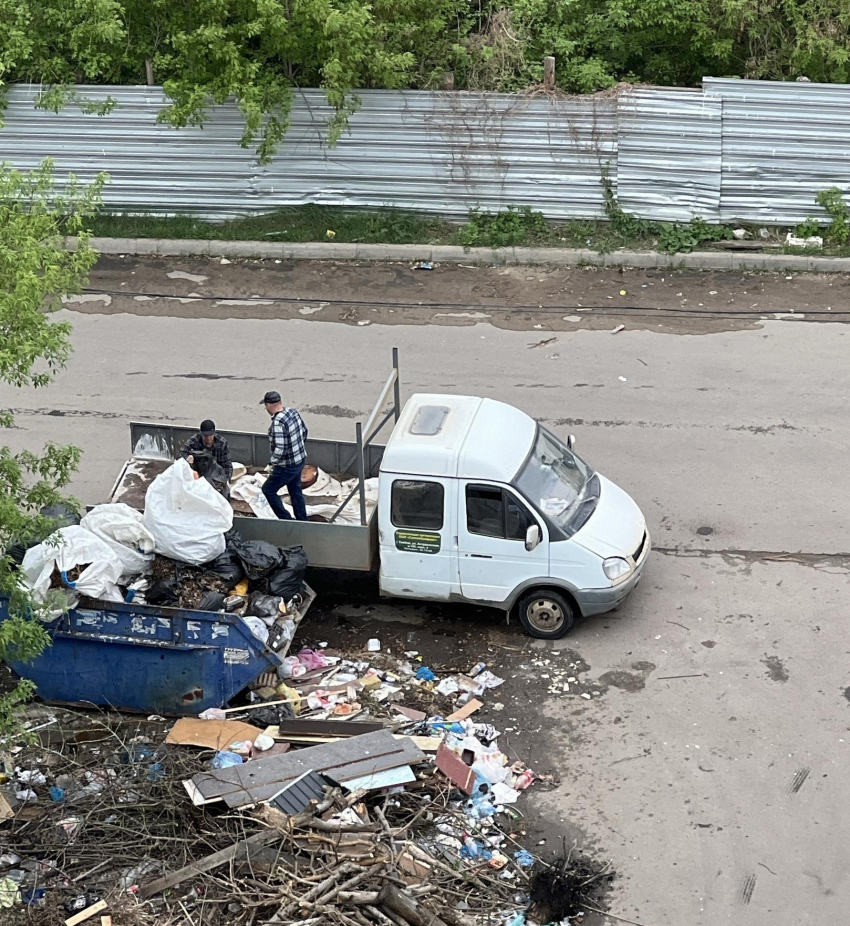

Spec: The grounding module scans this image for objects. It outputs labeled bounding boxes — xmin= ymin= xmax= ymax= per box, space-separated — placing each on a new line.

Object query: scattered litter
xmin=619 ymin=290 xmax=626 ymax=296
xmin=733 ymin=228 xmax=748 ymax=239
xmin=367 ymin=638 xmax=381 ymax=652
xmin=785 ymin=232 xmax=823 ymax=248
xmin=413 ymin=261 xmax=433 ymax=270
xmin=611 ymin=324 xmax=625 ymax=334
xmin=618 ymin=376 xmax=627 ymax=382
xmin=219 ymin=257 xmax=232 ymax=264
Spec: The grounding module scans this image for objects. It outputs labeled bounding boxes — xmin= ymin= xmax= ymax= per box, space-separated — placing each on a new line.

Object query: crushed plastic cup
xmin=210 ymin=751 xmax=243 ymax=769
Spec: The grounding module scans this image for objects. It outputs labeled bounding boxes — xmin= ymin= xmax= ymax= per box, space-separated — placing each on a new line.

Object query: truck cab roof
xmin=381 ymin=394 xmax=536 ymax=482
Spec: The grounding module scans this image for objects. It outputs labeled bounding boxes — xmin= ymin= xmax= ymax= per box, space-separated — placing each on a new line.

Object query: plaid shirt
xmin=180 ymin=433 xmax=233 ymax=481
xmin=269 ymin=408 xmax=308 ymax=467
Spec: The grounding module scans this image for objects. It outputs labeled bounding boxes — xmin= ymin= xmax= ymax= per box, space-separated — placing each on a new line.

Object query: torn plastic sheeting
xmin=79 ymin=503 xmax=155 ymax=580
xmin=21 ymin=525 xmax=125 ymax=605
xmin=143 ymin=459 xmax=233 ymax=565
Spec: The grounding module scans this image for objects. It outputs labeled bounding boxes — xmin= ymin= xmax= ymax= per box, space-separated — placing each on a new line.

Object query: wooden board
xmin=165 ymin=718 xmax=264 ymax=751
xmin=187 ymin=730 xmax=425 ymax=809
xmin=446 ymin=699 xmax=483 ymax=722
xmin=275 ymin=719 xmax=383 ymax=738
xmin=139 ymin=831 xmax=279 ymax=899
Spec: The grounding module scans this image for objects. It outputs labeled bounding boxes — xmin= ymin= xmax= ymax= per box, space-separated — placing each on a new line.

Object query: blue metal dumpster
xmin=0 ymin=593 xmax=312 ymax=715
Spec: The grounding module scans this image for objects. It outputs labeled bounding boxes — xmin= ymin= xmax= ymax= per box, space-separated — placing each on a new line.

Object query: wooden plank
xmin=65 ymin=900 xmax=108 ymax=926
xmin=138 ymin=831 xmax=277 ymax=899
xmin=100 ymin=917 xmax=113 ymax=926
xmin=190 ymin=730 xmax=421 ymax=806
xmin=222 ymin=739 xmax=426 ymax=807
xmin=276 ymin=719 xmax=382 ymax=738
xmin=446 ymin=699 xmax=483 ymax=722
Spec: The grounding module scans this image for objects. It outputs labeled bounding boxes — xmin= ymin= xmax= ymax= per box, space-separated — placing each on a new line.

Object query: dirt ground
xmin=71 ymin=254 xmax=850 ymax=336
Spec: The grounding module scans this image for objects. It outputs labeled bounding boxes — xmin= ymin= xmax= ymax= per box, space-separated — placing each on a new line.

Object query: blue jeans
xmin=262 ymin=463 xmax=307 ymax=521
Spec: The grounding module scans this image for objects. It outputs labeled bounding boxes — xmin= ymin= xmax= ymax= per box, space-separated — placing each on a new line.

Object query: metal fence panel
xmin=704 ymin=77 xmax=850 ymax=224
xmin=3 ymin=79 xmax=850 ymax=224
xmin=617 ymin=89 xmax=721 ymax=223
xmin=1 ymin=85 xmax=616 ymax=220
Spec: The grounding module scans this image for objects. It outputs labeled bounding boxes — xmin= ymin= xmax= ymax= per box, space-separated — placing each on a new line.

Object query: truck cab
xmin=377 ymin=394 xmax=650 ymax=638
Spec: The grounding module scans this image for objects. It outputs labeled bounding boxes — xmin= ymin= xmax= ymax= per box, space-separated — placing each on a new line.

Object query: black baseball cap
xmin=260 ymin=391 xmax=281 ymax=405
xmin=200 ymin=419 xmax=216 ymax=433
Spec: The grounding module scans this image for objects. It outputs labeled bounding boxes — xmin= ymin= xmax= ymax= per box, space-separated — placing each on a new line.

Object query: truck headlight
xmin=603 ymin=557 xmax=631 ymax=581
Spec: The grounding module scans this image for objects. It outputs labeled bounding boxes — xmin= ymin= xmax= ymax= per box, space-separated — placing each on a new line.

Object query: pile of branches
xmin=3 ymin=710 xmax=527 ymax=926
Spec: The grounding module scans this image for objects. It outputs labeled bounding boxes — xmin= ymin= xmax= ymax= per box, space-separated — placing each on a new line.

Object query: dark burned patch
xmin=630 ymin=660 xmax=656 ymax=672
xmin=528 ymin=851 xmax=614 ymax=924
xmin=843 ymin=686 xmax=850 ymax=703
xmin=302 ymin=404 xmax=363 ymax=419
xmin=701 ymin=640 xmax=717 ymax=648
xmin=598 ymin=670 xmax=646 ymax=692
xmin=696 ymin=525 xmax=714 ymax=536
xmin=762 ymin=654 xmax=789 ymax=683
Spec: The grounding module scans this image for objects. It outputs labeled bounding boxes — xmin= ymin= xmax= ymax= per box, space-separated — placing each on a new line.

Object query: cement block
xmin=155 ymin=239 xmax=211 ymax=257
xmin=90 ymin=236 xmax=139 ymax=254
xmin=356 ymin=244 xmax=431 ymax=261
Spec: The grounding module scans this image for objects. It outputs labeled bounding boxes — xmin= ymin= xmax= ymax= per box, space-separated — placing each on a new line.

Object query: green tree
xmin=0 ymin=159 xmax=105 ymax=739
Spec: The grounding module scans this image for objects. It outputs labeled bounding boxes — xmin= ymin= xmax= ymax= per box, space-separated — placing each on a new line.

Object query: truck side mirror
xmin=525 ymin=524 xmax=541 ymax=551
xmin=567 ymin=434 xmax=576 ymax=450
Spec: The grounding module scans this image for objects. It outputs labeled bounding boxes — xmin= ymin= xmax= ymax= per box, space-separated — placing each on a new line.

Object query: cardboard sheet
xmin=165 ymin=718 xmax=264 ymax=751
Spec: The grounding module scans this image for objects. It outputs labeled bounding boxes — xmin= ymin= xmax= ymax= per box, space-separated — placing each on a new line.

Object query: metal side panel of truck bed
xmin=112 ymin=424 xmax=384 ymax=571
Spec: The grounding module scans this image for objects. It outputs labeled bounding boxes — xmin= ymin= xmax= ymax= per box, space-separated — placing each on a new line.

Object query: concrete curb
xmin=72 ymin=237 xmax=850 ymax=273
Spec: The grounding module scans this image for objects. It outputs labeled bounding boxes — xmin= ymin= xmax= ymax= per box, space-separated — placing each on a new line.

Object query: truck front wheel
xmin=515 ymin=589 xmax=575 ymax=639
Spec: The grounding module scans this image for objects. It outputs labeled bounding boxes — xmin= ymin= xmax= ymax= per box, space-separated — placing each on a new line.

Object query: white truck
xmin=113 ymin=352 xmax=649 ymax=639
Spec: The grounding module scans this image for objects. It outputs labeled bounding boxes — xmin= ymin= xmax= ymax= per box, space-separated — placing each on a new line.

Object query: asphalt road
xmin=3 ymin=256 xmax=849 ymax=925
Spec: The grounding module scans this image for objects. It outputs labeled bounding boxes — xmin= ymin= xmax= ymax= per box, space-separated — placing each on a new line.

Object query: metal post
xmin=355 ymin=422 xmax=367 ymax=526
xmin=392 ymin=347 xmax=401 ymax=423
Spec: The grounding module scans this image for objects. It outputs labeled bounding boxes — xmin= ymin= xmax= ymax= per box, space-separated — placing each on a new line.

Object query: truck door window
xmin=467 ymin=485 xmax=535 ymax=540
xmin=391 ymin=480 xmax=444 ymax=530
xmin=466 ymin=485 xmax=504 ymax=537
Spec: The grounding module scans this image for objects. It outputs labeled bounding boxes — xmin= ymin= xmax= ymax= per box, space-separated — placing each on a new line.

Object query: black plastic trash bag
xmin=204 ymin=548 xmax=244 ymax=585
xmin=232 ymin=539 xmax=285 ymax=581
xmin=197 ymin=591 xmax=227 ymax=611
xmin=147 ymin=578 xmax=179 ymax=607
xmin=265 ymin=545 xmax=308 ymax=599
xmin=248 ymin=592 xmax=285 ymax=621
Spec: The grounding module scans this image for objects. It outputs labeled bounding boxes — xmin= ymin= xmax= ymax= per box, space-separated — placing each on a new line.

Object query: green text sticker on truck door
xmin=395 ymin=529 xmax=441 ymax=554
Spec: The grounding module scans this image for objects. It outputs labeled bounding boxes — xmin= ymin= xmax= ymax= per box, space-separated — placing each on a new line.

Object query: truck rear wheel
xmin=516 ymin=589 xmax=575 ymax=639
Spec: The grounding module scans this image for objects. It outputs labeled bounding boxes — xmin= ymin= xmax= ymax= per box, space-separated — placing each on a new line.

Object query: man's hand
xmin=187 ymin=454 xmax=194 ymax=466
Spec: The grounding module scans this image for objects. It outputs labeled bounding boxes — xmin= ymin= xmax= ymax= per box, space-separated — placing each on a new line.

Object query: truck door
xmin=379 ymin=475 xmax=455 ymax=600
xmin=457 ymin=483 xmax=548 ymax=604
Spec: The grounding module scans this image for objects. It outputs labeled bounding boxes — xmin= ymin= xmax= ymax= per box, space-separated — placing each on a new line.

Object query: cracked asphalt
xmin=4 ymin=255 xmax=850 ymax=925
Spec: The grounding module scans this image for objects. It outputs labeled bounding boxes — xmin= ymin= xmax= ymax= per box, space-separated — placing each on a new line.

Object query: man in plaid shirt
xmin=260 ymin=391 xmax=309 ymax=520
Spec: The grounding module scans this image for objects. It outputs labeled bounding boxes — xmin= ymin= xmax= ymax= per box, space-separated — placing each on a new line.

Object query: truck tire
xmin=516 ymin=589 xmax=575 ymax=639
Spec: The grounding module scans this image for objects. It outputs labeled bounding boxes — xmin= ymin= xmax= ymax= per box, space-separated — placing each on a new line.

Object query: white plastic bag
xmin=143 ymin=459 xmax=233 ymax=565
xmin=21 ymin=525 xmax=125 ymax=604
xmin=80 ymin=503 xmax=155 ymax=580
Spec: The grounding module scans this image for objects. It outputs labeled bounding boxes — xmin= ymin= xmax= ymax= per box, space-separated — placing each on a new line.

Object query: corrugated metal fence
xmin=2 ymin=79 xmax=849 ymax=223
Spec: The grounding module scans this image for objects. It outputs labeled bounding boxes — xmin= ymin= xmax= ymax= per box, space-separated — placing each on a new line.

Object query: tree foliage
xmin=1 ymin=0 xmax=850 ymax=158
xmin=0 ymin=159 xmax=105 ymax=739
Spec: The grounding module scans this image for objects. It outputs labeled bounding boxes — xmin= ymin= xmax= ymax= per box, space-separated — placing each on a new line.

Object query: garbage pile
xmin=0 ymin=697 xmax=612 ymax=926
xmin=14 ymin=460 xmax=309 ymax=650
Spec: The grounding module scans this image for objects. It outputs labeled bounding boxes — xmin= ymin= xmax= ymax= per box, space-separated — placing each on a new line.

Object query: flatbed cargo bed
xmin=112 ymin=422 xmax=385 ymax=571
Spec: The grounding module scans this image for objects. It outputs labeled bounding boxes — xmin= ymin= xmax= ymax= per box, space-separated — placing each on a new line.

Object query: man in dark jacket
xmin=180 ymin=420 xmax=233 ymax=482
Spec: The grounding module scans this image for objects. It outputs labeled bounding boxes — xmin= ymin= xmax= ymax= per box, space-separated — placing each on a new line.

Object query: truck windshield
xmin=514 ymin=427 xmax=592 ymax=529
